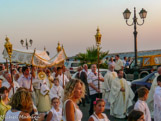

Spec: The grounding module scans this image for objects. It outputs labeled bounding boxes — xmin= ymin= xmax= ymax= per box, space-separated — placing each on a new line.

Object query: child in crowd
xmin=88 ymin=98 xmax=110 ymax=121
xmin=46 ymin=97 xmax=62 ymax=121
xmin=128 ymin=110 xmax=144 ymax=121
xmin=0 ymin=86 xmax=11 ymax=121
xmin=134 ymin=87 xmax=151 ymax=121
xmin=154 ymin=75 xmax=161 ymax=121
xmin=49 ymin=77 xmax=64 ymax=107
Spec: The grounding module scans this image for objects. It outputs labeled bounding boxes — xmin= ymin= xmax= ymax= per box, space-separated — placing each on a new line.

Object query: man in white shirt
xmin=62 ymin=65 xmax=71 ymax=80
xmin=17 ymin=66 xmax=33 ymax=91
xmin=87 ymin=64 xmax=104 ymax=115
xmin=115 ymin=55 xmax=123 ymax=72
xmin=80 ymin=64 xmax=90 ymax=106
xmin=2 ymin=73 xmax=20 ymax=98
xmin=55 ymin=67 xmax=69 ymax=88
xmin=122 ymin=57 xmax=127 ymax=67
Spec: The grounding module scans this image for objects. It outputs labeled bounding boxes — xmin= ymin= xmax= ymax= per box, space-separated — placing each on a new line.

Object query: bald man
xmin=102 ymin=64 xmax=117 ymax=109
xmin=147 ymin=66 xmax=161 ymax=118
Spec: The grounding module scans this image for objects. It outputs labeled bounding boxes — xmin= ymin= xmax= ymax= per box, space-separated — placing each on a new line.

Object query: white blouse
xmin=50 ymin=107 xmax=62 ymax=121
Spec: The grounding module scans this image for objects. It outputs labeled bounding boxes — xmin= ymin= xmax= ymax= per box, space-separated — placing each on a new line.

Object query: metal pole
xmin=133 ymin=7 xmax=139 ymax=79
xmin=63 ymin=70 xmax=64 ymax=89
xmin=26 ymin=39 xmax=28 ymax=50
xmin=9 ymin=57 xmax=14 ymax=94
xmin=6 ymin=59 xmax=9 ymax=73
xmin=97 ymin=45 xmax=100 ymax=98
xmin=30 ymin=66 xmax=33 ymax=92
xmin=133 ymin=7 xmax=138 ymax=67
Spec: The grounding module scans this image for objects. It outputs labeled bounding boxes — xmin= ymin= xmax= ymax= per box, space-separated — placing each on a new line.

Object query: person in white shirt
xmin=154 ymin=75 xmax=161 ymax=121
xmin=88 ymin=99 xmax=110 ymax=121
xmin=46 ymin=97 xmax=62 ymax=121
xmin=2 ymin=73 xmax=19 ymax=98
xmin=114 ymin=55 xmax=123 ymax=72
xmin=52 ymin=67 xmax=57 ymax=79
xmin=80 ymin=64 xmax=90 ymax=106
xmin=147 ymin=67 xmax=161 ymax=117
xmin=49 ymin=77 xmax=64 ymax=107
xmin=87 ymin=64 xmax=104 ymax=115
xmin=109 ymin=70 xmax=134 ymax=119
xmin=17 ymin=66 xmax=33 ymax=91
xmin=134 ymin=87 xmax=151 ymax=121
xmin=122 ymin=57 xmax=127 ymax=68
xmin=55 ymin=67 xmax=69 ymax=88
xmin=62 ymin=65 xmax=71 ymax=80
xmin=108 ymin=56 xmax=115 ymax=66
xmin=102 ymin=64 xmax=117 ymax=109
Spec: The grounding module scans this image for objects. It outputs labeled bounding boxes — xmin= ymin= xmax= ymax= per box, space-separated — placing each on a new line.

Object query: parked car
xmin=64 ymin=61 xmax=80 ymax=75
xmin=131 ymin=71 xmax=157 ymax=101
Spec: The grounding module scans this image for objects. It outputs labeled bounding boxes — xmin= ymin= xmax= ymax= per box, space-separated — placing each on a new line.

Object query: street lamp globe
xmin=139 ymin=8 xmax=147 ymax=19
xmin=95 ymin=27 xmax=102 ymax=46
xmin=29 ymin=39 xmax=33 ymax=45
xmin=123 ymin=8 xmax=131 ymax=20
xmin=20 ymin=39 xmax=24 ymax=46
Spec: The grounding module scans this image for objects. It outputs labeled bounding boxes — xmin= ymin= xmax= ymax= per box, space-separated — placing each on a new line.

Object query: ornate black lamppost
xmin=20 ymin=39 xmax=33 ymax=50
xmin=123 ymin=7 xmax=147 ymax=79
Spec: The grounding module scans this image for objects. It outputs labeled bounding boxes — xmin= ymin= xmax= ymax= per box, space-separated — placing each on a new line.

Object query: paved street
xmin=80 ymin=103 xmax=128 ymax=121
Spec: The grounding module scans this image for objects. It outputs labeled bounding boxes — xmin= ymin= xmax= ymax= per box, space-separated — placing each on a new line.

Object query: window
xmin=71 ymin=63 xmax=80 ymax=67
xmin=143 ymin=57 xmax=150 ymax=66
xmin=130 ymin=57 xmax=143 ymax=68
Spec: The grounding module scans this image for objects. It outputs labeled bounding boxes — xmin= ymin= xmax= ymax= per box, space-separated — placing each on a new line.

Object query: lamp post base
xmin=134 ymin=66 xmax=139 ymax=80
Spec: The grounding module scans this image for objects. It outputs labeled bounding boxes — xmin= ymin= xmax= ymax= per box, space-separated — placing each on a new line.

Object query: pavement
xmin=80 ymin=103 xmax=128 ymax=121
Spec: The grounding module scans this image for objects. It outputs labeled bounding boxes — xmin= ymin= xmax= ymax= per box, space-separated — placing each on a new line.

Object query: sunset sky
xmin=0 ymin=0 xmax=161 ymax=61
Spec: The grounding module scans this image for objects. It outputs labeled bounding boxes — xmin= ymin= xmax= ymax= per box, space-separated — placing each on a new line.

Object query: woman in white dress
xmin=63 ymin=79 xmax=85 ymax=121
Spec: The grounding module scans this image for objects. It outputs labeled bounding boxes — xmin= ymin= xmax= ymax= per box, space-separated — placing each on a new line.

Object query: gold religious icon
xmin=56 ymin=42 xmax=62 ymax=53
xmin=4 ymin=36 xmax=13 ymax=58
xmin=38 ymin=72 xmax=46 ymax=80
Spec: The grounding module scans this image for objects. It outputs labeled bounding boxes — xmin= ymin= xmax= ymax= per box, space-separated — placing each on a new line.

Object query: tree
xmin=75 ymin=46 xmax=109 ymax=68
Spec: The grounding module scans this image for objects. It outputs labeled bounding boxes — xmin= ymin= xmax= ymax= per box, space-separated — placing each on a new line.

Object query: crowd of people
xmin=0 ymin=55 xmax=161 ymax=121
xmin=104 ymin=55 xmax=133 ymax=69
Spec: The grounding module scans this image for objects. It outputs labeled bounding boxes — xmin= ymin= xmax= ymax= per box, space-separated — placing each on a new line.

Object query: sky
xmin=0 ymin=0 xmax=161 ymax=62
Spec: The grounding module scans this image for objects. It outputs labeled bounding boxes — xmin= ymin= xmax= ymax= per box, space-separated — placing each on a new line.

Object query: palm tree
xmin=75 ymin=46 xmax=109 ymax=68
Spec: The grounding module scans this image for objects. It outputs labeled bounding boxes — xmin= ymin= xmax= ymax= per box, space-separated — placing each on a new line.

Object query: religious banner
xmin=48 ymin=48 xmax=67 ymax=67
xmin=3 ymin=48 xmax=67 ymax=68
xmin=3 ymin=48 xmax=50 ymax=66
